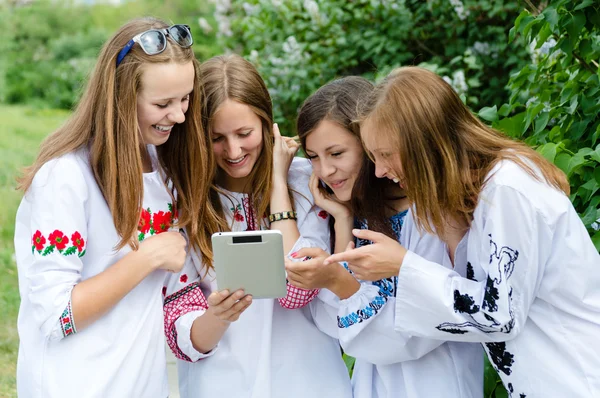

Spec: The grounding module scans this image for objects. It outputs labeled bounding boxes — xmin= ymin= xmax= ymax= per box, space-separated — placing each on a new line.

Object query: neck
xmin=217 ymin=169 xmax=251 ymax=193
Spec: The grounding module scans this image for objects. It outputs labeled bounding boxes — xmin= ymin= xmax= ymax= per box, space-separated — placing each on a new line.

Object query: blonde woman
xmin=14 ymin=18 xmax=214 ymax=397
xmin=163 ymin=55 xmax=352 ymax=398
xmin=327 ymin=66 xmax=600 ymax=397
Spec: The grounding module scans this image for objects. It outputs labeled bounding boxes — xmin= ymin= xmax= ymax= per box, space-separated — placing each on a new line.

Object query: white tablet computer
xmin=211 ymin=230 xmax=287 ymax=299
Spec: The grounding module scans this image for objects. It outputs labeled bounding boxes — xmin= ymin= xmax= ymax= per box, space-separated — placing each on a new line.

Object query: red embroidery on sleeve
xmin=163 ymin=282 xmax=209 ymax=361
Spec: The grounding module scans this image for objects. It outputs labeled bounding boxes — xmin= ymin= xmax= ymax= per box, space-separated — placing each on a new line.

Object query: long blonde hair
xmin=359 ymin=66 xmax=569 ymax=237
xmin=199 ymin=54 xmax=296 ymax=269
xmin=18 ymin=17 xmax=215 ymax=262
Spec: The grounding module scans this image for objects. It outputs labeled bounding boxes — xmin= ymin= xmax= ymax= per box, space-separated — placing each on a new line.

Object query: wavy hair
xmin=18 ymin=17 xmax=216 ymax=262
xmin=297 ymin=76 xmax=399 ymax=238
xmin=359 ymin=66 xmax=569 ymax=237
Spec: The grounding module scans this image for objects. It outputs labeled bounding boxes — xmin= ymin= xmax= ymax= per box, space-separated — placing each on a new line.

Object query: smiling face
xmin=360 ymin=117 xmax=405 ymax=189
xmin=136 ymin=61 xmax=195 ymax=147
xmin=210 ymin=99 xmax=264 ymax=191
xmin=304 ymin=120 xmax=364 ymax=202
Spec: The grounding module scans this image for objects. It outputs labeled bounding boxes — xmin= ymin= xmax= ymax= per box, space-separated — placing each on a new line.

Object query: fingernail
xmin=290 ymin=252 xmax=297 ymax=258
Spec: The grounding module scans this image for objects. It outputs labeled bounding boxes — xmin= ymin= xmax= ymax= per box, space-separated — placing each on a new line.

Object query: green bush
xmin=0 ymin=0 xmax=221 ymax=110
xmin=211 ymin=0 xmax=529 ymax=133
xmin=480 ymin=0 xmax=600 ymax=248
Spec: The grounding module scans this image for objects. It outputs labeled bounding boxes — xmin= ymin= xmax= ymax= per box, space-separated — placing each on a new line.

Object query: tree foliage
xmin=479 ymin=0 xmax=600 ymax=250
xmin=0 ymin=0 xmax=220 ymax=108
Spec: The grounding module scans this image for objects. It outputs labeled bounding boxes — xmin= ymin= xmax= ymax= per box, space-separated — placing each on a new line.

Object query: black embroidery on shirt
xmin=453 ymin=290 xmax=480 ymax=314
xmin=483 ymin=276 xmax=499 ymax=311
xmin=485 ymin=342 xmax=514 ymax=376
xmin=466 ymin=262 xmax=477 ymax=281
xmin=507 ymin=382 xmax=527 ymax=398
xmin=435 ymin=234 xmax=518 ymax=335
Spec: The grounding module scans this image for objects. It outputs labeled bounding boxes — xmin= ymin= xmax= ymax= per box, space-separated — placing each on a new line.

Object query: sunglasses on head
xmin=116 ymin=24 xmax=193 ymax=67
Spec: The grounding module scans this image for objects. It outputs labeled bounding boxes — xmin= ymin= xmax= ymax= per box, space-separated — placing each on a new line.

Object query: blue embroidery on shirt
xmin=337 ymin=210 xmax=407 ymax=328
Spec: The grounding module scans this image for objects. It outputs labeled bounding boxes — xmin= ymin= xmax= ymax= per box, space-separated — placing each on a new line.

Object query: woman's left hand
xmin=324 ymin=229 xmax=408 ymax=281
xmin=272 ymin=123 xmax=299 ymax=183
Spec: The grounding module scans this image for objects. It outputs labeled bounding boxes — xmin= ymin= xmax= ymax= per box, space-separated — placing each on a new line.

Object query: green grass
xmin=0 ymin=104 xmax=70 ymax=397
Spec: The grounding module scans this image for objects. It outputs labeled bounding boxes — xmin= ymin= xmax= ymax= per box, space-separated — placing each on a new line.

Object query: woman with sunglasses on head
xmin=285 ymin=76 xmax=483 ymax=398
xmin=162 ymin=54 xmax=352 ymax=397
xmin=326 ymin=67 xmax=600 ymax=397
xmin=14 ymin=18 xmax=213 ymax=397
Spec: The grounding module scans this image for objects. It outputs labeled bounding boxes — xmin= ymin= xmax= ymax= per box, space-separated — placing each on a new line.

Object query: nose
xmin=374 ymin=161 xmax=387 ymax=179
xmin=320 ymin=158 xmax=336 ymax=177
xmin=224 ymin=138 xmax=242 ymax=159
xmin=168 ymin=104 xmax=186 ymax=124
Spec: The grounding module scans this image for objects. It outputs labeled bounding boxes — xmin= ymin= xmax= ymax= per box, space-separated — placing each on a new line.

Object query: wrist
xmin=327 ymin=266 xmax=360 ymax=300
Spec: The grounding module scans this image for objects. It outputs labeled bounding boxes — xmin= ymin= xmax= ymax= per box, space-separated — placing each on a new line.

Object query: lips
xmin=328 ymin=179 xmax=347 ymax=189
xmin=224 ymin=154 xmax=249 ymax=168
xmin=153 ymin=125 xmax=173 ymax=135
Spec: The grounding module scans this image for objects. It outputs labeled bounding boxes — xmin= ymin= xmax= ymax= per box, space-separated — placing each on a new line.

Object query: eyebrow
xmin=212 ymin=126 xmax=254 ymax=135
xmin=154 ymin=91 xmax=193 ymax=102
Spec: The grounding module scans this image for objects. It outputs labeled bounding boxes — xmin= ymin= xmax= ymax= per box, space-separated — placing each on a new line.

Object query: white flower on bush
xmin=243 ymin=2 xmax=259 ymax=16
xmin=303 ymin=0 xmax=328 ymax=24
xmin=443 ymin=70 xmax=468 ymax=95
xmin=198 ymin=17 xmax=213 ymax=34
xmin=530 ymin=37 xmax=562 ymax=65
xmin=449 ymin=0 xmax=469 ymax=21
xmin=271 ymin=0 xmax=283 ymax=6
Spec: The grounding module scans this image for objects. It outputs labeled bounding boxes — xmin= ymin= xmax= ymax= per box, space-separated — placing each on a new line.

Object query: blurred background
xmin=0 ymin=0 xmax=598 ymax=397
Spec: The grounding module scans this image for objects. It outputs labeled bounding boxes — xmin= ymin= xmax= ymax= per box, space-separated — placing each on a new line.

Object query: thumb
xmin=344 ymin=240 xmax=355 ymax=252
xmin=352 ymin=228 xmax=385 ymax=243
xmin=273 ymin=123 xmax=281 ymax=138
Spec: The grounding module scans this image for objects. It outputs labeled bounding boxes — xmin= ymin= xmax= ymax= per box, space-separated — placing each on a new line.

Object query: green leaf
xmin=542 ymin=6 xmax=560 ymax=31
xmin=592 ymin=231 xmax=600 ymax=252
xmin=581 ymin=204 xmax=600 ymax=225
xmin=495 ymin=112 xmax=526 ymax=138
xmin=592 ymin=146 xmax=600 ymax=163
xmin=538 ymin=142 xmax=558 ymax=163
xmin=555 ymin=152 xmax=572 ymax=174
xmin=479 ymin=106 xmax=498 ymax=122
xmin=534 ymin=112 xmax=550 ymax=135
xmin=574 ymin=0 xmax=595 ymax=11
xmin=78 ymin=249 xmax=86 ymax=258
xmin=565 ymin=12 xmax=586 ymax=43
xmin=535 ymin=23 xmax=552 ymax=49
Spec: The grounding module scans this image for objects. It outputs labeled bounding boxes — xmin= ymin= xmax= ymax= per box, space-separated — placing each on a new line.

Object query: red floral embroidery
xmin=139 ymin=209 xmax=151 ymax=234
xmin=32 ymin=230 xmax=46 ymax=252
xmin=31 ymin=230 xmax=85 ymax=257
xmin=71 ymin=232 xmax=85 ymax=252
xmin=179 ymin=274 xmax=188 ymax=283
xmin=231 ymin=204 xmax=245 ymax=222
xmin=162 ymin=286 xmax=167 ymax=296
xmin=153 ymin=211 xmax=172 ymax=233
xmin=318 ymin=210 xmax=328 ymax=219
xmin=49 ymin=230 xmax=69 ymax=251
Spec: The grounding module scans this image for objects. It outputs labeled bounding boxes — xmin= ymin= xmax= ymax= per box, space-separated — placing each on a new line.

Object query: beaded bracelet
xmin=268 ymin=210 xmax=297 ymax=223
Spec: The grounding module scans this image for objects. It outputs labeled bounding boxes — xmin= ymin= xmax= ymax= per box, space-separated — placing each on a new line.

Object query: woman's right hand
xmin=137 ymin=231 xmax=187 ymax=273
xmin=207 ymin=289 xmax=253 ymax=323
xmin=309 ymin=172 xmax=351 ymax=220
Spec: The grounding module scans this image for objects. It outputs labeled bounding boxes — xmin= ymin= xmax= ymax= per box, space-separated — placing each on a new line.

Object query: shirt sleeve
xmin=395 ymin=185 xmax=541 ymax=342
xmin=277 ymin=158 xmax=330 ymax=309
xmin=163 ymin=248 xmax=213 ymax=362
xmin=20 ymin=157 xmax=88 ymax=341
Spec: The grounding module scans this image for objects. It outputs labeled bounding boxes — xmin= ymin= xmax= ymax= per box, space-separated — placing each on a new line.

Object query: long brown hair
xmin=18 ymin=17 xmax=215 ymax=262
xmin=359 ymin=66 xmax=569 ymax=237
xmin=297 ymin=76 xmax=397 ymax=237
xmin=200 ymin=54 xmax=294 ymax=269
